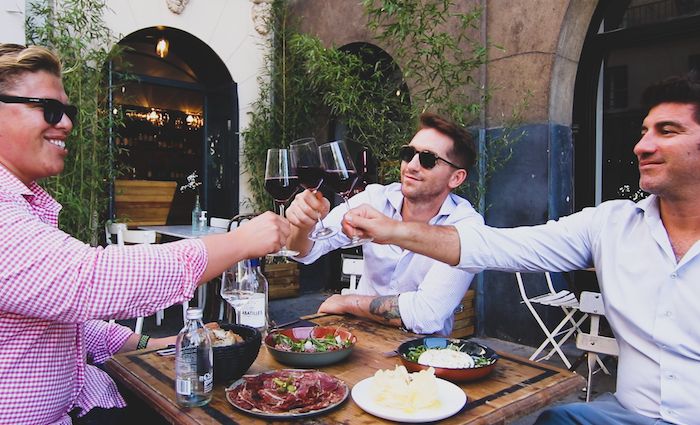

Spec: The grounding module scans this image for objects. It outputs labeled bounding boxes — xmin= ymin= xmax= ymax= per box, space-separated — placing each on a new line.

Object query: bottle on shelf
xmin=175 ymin=307 xmax=213 ymax=407
xmin=191 ymin=194 xmax=202 ymax=231
xmin=239 ymin=258 xmax=269 ymax=335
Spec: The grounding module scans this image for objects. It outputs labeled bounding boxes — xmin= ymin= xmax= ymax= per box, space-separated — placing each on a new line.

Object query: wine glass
xmin=318 ymin=140 xmax=373 ymax=248
xmin=220 ymin=262 xmax=254 ymax=325
xmin=265 ymin=148 xmax=300 ymax=256
xmin=290 ymin=137 xmax=338 ymax=241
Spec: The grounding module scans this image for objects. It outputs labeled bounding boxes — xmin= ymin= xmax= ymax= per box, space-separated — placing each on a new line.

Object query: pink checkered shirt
xmin=0 ymin=165 xmax=207 ymax=424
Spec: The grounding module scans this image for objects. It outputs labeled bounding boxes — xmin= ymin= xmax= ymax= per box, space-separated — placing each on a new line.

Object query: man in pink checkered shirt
xmin=0 ymin=43 xmax=290 ymax=425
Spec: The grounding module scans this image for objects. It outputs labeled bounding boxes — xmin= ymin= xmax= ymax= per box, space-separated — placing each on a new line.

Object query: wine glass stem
xmin=278 ymin=203 xmax=291 ymax=251
xmin=343 ymin=197 xmax=359 ymax=242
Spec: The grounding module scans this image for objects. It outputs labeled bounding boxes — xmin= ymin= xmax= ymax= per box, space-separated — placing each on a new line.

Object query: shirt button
xmin=670 ymin=272 xmax=678 ymax=279
xmin=666 ymin=373 xmax=676 ymax=380
xmin=665 ymin=311 xmax=673 ymax=317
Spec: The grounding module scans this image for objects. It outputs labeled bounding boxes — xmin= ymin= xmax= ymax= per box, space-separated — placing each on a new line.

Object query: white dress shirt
xmin=297 ymin=183 xmax=483 ymax=335
xmin=454 ymin=195 xmax=700 ymax=425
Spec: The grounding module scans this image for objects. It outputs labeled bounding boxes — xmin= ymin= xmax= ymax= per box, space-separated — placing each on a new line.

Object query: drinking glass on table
xmin=220 ymin=263 xmax=254 ymax=325
xmin=318 ymin=140 xmax=373 ymax=248
xmin=265 ymin=148 xmax=300 ymax=256
xmin=290 ymin=137 xmax=338 ymax=241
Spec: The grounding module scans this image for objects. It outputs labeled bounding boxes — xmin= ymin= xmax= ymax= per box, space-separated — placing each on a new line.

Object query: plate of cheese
xmin=351 ymin=365 xmax=467 ymax=423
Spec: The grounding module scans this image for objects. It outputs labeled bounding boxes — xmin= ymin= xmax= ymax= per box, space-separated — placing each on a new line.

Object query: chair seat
xmin=528 ymin=290 xmax=579 ymax=308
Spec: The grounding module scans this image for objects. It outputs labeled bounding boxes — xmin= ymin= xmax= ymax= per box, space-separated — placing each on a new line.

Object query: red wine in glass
xmin=296 ymin=166 xmax=324 ymax=190
xmin=265 ymin=148 xmax=300 ymax=256
xmin=318 ymin=140 xmax=372 ymax=248
xmin=323 ymin=169 xmax=358 ymax=196
xmin=290 ymin=138 xmax=338 ymax=241
xmin=264 ymin=176 xmax=300 ymax=201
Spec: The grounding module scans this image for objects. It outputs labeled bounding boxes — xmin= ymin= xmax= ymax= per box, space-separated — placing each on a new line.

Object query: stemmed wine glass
xmin=290 ymin=138 xmax=338 ymax=241
xmin=265 ymin=148 xmax=300 ymax=256
xmin=318 ymin=140 xmax=373 ymax=248
xmin=220 ymin=263 xmax=254 ymax=325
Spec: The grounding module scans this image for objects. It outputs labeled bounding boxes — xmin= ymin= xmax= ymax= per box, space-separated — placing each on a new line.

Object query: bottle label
xmin=240 ymin=293 xmax=266 ymax=328
xmin=201 ymin=371 xmax=213 ymax=393
xmin=176 ymin=378 xmax=192 ymax=396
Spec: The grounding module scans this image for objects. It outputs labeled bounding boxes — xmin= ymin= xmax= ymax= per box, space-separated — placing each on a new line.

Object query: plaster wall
xmin=0 ymin=1 xmax=26 ymax=44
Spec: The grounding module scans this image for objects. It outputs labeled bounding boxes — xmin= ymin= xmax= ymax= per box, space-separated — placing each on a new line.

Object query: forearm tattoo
xmin=369 ymin=295 xmax=401 ymax=323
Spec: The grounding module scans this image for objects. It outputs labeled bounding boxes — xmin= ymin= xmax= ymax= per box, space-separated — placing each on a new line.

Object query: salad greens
xmin=272 ymin=332 xmax=353 ymax=353
xmin=405 ymin=343 xmax=495 ymax=367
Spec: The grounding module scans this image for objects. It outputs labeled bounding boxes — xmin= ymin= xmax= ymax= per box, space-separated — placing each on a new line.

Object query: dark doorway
xmin=109 ymin=27 xmax=239 ymax=225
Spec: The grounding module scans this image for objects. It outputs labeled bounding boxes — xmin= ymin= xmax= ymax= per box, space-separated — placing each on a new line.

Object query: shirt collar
xmin=0 ymin=163 xmax=61 ymax=213
xmin=635 ymin=194 xmax=660 ymax=219
xmin=386 ymin=182 xmax=459 ymax=222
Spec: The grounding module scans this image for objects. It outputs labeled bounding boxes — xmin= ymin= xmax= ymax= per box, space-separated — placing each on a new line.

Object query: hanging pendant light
xmin=156 ymin=38 xmax=169 ymax=58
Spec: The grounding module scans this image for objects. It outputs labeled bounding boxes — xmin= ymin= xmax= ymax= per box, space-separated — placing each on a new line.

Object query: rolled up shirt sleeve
xmin=83 ymin=320 xmax=134 ymax=365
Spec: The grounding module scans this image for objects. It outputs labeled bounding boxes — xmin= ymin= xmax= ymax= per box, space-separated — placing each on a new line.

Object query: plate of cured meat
xmin=225 ymin=369 xmax=349 ymax=418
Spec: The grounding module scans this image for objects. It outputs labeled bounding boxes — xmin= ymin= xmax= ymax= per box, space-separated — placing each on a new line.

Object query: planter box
xmin=450 ymin=289 xmax=476 ymax=338
xmin=115 ymin=179 xmax=177 ymax=227
xmin=263 ymin=262 xmax=300 ymax=300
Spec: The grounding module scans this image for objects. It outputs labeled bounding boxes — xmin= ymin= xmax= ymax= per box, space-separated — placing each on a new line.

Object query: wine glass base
xmin=269 ymin=248 xmax=300 ymax=257
xmin=308 ymin=226 xmax=338 ymax=241
xmin=341 ymin=237 xmax=373 ymax=249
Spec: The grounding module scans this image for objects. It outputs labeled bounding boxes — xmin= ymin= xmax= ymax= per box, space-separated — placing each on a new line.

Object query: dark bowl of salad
xmin=397 ymin=337 xmax=499 ymax=382
xmin=264 ymin=326 xmax=357 ymax=367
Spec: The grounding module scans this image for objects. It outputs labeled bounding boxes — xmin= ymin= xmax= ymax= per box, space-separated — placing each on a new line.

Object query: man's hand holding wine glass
xmin=286 ymin=190 xmax=330 ymax=228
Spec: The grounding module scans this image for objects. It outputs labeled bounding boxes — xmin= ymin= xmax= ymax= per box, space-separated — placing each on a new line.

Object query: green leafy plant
xmin=26 ymin=0 xmax=125 ymax=245
xmin=243 ymin=0 xmax=525 ymax=212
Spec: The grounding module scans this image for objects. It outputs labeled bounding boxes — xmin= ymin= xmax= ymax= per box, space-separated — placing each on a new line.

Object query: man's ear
xmin=448 ymin=169 xmax=468 ymax=189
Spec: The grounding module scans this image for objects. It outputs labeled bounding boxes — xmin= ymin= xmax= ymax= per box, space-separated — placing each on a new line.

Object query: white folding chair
xmin=576 ymin=291 xmax=619 ymax=401
xmin=340 ymin=256 xmax=363 ymax=295
xmin=209 ymin=217 xmax=233 ymax=229
xmin=105 ymin=222 xmax=172 ymax=334
xmin=516 ymin=272 xmax=589 ymax=369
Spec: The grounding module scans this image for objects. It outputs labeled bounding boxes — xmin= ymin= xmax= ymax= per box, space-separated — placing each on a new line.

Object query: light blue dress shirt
xmin=296 ymin=183 xmax=483 ymax=335
xmin=454 ymin=195 xmax=700 ymax=425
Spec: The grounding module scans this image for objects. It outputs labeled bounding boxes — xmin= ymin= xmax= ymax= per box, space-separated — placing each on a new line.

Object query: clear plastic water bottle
xmin=175 ymin=307 xmax=213 ymax=407
xmin=239 ymin=258 xmax=269 ymax=335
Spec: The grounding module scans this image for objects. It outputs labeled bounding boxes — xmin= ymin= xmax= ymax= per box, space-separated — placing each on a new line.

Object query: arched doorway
xmin=109 ymin=27 xmax=239 ymax=226
xmin=573 ymin=1 xmax=700 ymax=209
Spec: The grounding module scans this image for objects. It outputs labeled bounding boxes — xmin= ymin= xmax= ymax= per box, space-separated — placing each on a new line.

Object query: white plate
xmin=351 ymin=376 xmax=467 ymax=423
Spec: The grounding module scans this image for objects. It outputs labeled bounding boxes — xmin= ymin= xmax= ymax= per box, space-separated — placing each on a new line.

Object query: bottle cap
xmin=250 ymin=258 xmax=261 ymax=267
xmin=185 ymin=307 xmax=203 ymax=320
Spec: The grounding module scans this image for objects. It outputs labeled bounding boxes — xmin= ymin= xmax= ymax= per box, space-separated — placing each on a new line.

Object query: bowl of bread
xmin=207 ymin=322 xmax=262 ymax=383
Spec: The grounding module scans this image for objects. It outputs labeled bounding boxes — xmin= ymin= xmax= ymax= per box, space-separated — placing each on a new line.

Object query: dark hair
xmin=642 ymin=70 xmax=700 ymax=124
xmin=0 ymin=43 xmax=62 ymax=93
xmin=418 ymin=113 xmax=476 ymax=171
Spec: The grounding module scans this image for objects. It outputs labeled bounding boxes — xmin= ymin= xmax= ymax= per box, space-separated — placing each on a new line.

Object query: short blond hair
xmin=0 ymin=43 xmax=62 ymax=93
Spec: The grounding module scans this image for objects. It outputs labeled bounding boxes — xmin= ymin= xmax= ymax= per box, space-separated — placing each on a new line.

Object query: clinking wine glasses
xmin=264 ymin=148 xmax=300 ymax=257
xmin=289 ymin=137 xmax=338 ymax=241
xmin=318 ymin=140 xmax=373 ymax=248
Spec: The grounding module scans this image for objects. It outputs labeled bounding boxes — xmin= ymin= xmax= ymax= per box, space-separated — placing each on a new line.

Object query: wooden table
xmin=105 ymin=315 xmax=585 ymax=424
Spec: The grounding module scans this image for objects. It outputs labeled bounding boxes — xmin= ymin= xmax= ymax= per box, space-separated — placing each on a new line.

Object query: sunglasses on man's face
xmin=0 ymin=94 xmax=78 ymax=125
xmin=398 ymin=145 xmax=463 ymax=170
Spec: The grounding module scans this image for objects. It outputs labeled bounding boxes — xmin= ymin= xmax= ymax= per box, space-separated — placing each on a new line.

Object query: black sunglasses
xmin=0 ymin=94 xmax=78 ymax=125
xmin=398 ymin=145 xmax=463 ymax=169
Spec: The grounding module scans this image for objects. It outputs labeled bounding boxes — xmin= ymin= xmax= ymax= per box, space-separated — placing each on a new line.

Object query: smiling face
xmin=0 ymin=70 xmax=72 ymax=185
xmin=400 ymin=128 xmax=467 ymax=203
xmin=633 ymin=102 xmax=700 ymax=201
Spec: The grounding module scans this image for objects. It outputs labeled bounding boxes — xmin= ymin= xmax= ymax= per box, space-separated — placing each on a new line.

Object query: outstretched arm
xmin=343 ymin=205 xmax=461 ymax=266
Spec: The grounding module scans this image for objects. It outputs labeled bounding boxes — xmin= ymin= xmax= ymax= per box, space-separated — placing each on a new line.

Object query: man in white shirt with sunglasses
xmin=286 ymin=113 xmax=483 ymax=335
